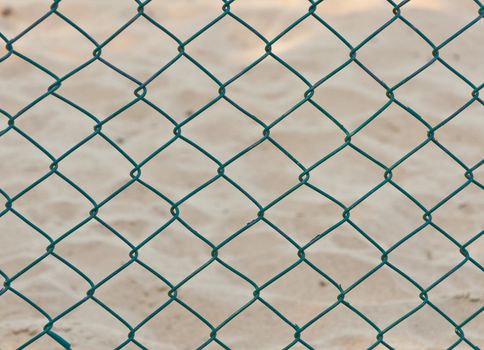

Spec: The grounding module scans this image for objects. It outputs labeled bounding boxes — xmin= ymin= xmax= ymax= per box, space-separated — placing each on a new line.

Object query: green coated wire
xmin=0 ymin=0 xmax=482 ymax=349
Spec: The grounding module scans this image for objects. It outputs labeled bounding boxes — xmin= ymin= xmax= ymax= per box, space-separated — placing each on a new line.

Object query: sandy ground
xmin=0 ymin=0 xmax=483 ymax=349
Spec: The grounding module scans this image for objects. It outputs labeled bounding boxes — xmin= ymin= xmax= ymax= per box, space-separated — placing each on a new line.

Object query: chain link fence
xmin=0 ymin=0 xmax=483 ymax=349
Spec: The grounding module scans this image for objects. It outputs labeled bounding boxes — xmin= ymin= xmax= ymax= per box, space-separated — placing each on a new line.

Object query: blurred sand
xmin=0 ymin=0 xmax=483 ymax=349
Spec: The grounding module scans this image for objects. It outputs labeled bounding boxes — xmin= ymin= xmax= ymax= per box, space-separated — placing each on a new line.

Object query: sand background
xmin=0 ymin=0 xmax=483 ymax=349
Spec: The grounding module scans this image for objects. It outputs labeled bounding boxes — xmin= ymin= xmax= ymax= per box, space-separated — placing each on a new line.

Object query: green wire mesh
xmin=0 ymin=0 xmax=483 ymax=349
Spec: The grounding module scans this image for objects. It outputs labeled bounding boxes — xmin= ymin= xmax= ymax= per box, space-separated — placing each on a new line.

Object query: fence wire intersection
xmin=0 ymin=0 xmax=483 ymax=349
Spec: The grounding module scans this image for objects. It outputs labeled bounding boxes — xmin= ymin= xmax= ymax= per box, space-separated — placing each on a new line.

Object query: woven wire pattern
xmin=0 ymin=0 xmax=483 ymax=349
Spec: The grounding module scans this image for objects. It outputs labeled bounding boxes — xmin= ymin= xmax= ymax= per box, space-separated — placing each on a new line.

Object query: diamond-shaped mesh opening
xmin=13 ymin=174 xmax=92 ymax=238
xmin=100 ymin=16 xmax=178 ymax=81
xmin=440 ymin=20 xmax=483 ymax=84
xmin=0 ymin=212 xmax=46 ymax=276
xmin=217 ymin=301 xmax=294 ymax=349
xmin=141 ymin=139 xmax=218 ymax=202
xmin=273 ymin=15 xmax=348 ymax=84
xmin=309 ymin=146 xmax=383 ymax=204
xmin=182 ymin=99 xmax=262 ymax=162
xmin=57 ymin=60 xmax=138 ymax=119
xmin=352 ymin=103 xmax=425 ymax=165
xmin=1 ymin=1 xmax=481 ymax=348
xmin=311 ymin=62 xmax=388 ymax=131
xmin=53 ymin=219 xmax=130 ymax=283
xmin=391 ymin=226 xmax=465 ymax=287
xmin=401 ymin=0 xmax=479 ymax=44
xmin=350 ymin=184 xmax=424 ymax=249
xmin=344 ymin=266 xmax=420 ymax=328
xmin=383 ymin=305 xmax=459 ymax=349
xmin=357 ymin=19 xmax=433 ymax=86
xmin=14 ymin=13 xmax=93 ymax=76
xmin=395 ymin=62 xmax=471 ymax=123
xmin=431 ymin=185 xmax=483 ymax=244
xmin=227 ymin=56 xmax=308 ymax=125
xmin=392 ymin=142 xmax=466 ymax=208
xmin=99 ymin=181 xmax=172 ymax=245
xmin=14 ymin=95 xmax=94 ymax=158
xmin=56 ymin=0 xmax=136 ymax=42
xmin=226 ymin=140 xmax=300 ymax=204
xmin=95 ymin=262 xmax=169 ymax=326
xmin=59 ymin=135 xmax=134 ymax=201
xmin=220 ymin=221 xmax=295 ymax=285
xmin=0 ymin=291 xmax=46 ymax=349
xmin=0 ymin=53 xmax=54 ymax=114
xmin=232 ymin=0 xmax=308 ymax=38
xmin=0 ymin=3 xmax=47 ymax=39
xmin=305 ymin=224 xmax=382 ymax=288
xmin=178 ymin=262 xmax=253 ymax=325
xmin=139 ymin=220 xmax=210 ymax=284
xmin=52 ymin=299 xmax=129 ymax=349
xmin=0 ymin=129 xmax=51 ymax=195
xmin=427 ymin=263 xmax=482 ymax=324
xmin=142 ymin=1 xmax=222 ymax=40
xmin=436 ymin=102 xmax=483 ymax=165
xmin=134 ymin=301 xmax=210 ymax=349
xmin=188 ymin=15 xmax=265 ymax=81
xmin=146 ymin=56 xmax=219 ymax=122
xmin=12 ymin=255 xmax=89 ymax=316
xmin=315 ymin=0 xmax=393 ymax=44
xmin=179 ymin=177 xmax=256 ymax=243
xmin=262 ymin=263 xmax=338 ymax=326
xmin=101 ymin=101 xmax=174 ymax=162
xmin=265 ymin=185 xmax=342 ymax=244
xmin=302 ymin=304 xmax=377 ymax=349
xmin=270 ymin=102 xmax=344 ymax=166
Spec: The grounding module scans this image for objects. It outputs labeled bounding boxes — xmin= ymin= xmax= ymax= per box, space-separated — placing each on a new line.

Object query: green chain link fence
xmin=0 ymin=0 xmax=483 ymax=349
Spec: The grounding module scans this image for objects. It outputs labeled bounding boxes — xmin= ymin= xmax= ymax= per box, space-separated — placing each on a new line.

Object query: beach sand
xmin=0 ymin=0 xmax=483 ymax=349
